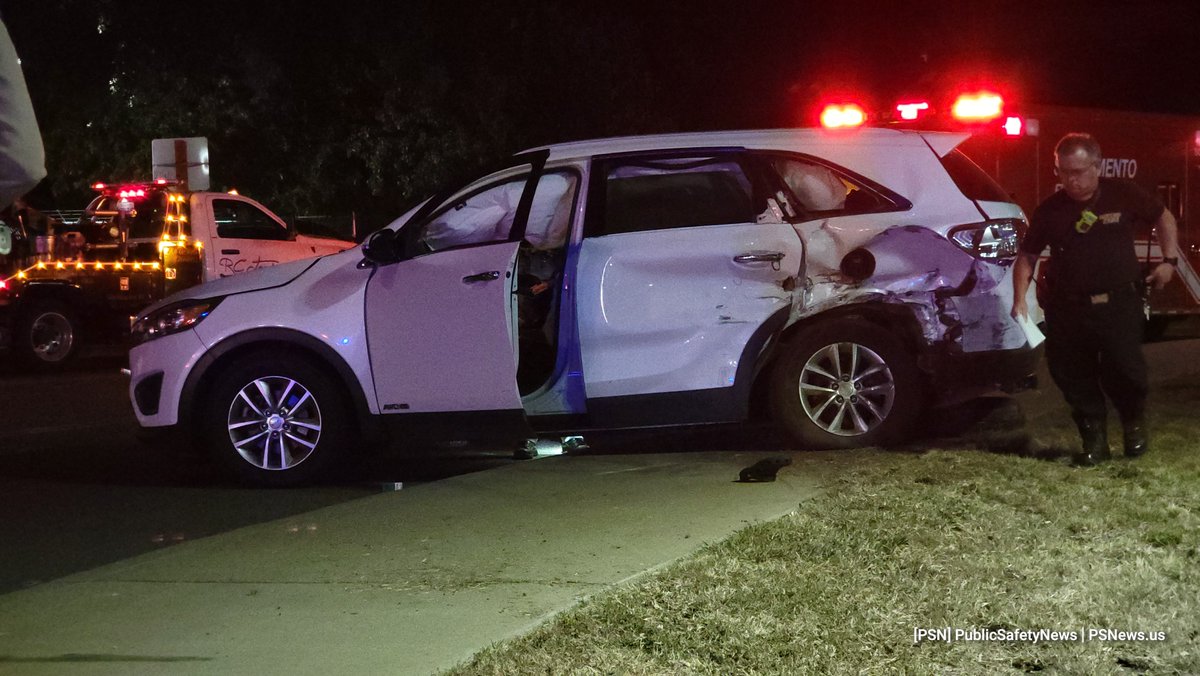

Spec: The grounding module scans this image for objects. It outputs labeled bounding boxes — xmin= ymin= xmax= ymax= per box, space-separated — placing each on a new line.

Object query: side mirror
xmin=361 ymin=228 xmax=400 ymax=265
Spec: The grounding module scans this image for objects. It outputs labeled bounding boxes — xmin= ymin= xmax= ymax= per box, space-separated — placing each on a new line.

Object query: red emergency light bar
xmin=91 ymin=179 xmax=178 ymax=196
xmin=820 ymin=103 xmax=867 ymax=129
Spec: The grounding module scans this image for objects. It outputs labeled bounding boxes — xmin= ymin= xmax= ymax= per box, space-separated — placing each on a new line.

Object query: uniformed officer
xmin=1011 ymin=133 xmax=1179 ymax=466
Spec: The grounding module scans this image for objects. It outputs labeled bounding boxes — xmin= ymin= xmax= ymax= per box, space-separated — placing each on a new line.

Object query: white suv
xmin=129 ymin=129 xmax=1043 ymax=485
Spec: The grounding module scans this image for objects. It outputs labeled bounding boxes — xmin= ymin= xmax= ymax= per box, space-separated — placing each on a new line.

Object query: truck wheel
xmin=204 ymin=353 xmax=351 ymax=487
xmin=770 ymin=319 xmax=923 ymax=449
xmin=18 ymin=302 xmax=81 ymax=367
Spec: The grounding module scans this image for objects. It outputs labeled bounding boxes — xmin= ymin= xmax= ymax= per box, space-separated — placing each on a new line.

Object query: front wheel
xmin=204 ymin=353 xmax=352 ymax=486
xmin=770 ymin=319 xmax=924 ymax=449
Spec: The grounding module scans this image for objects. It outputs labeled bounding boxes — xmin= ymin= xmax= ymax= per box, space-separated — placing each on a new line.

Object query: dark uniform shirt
xmin=1021 ymin=178 xmax=1164 ymax=299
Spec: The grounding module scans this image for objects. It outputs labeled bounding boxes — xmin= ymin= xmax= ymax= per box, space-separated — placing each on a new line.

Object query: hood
xmin=138 ymin=256 xmax=320 ymax=318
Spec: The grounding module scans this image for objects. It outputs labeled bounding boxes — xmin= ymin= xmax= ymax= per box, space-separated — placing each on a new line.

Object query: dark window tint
xmin=601 ymin=157 xmax=755 ymax=234
xmin=213 ymin=199 xmax=288 ymax=240
xmin=940 ymin=150 xmax=1011 ymax=203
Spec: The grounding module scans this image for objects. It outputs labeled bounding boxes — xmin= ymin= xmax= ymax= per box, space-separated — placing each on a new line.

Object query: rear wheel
xmin=204 ymin=353 xmax=352 ymax=486
xmin=18 ymin=301 xmax=81 ymax=367
xmin=770 ymin=319 xmax=923 ymax=449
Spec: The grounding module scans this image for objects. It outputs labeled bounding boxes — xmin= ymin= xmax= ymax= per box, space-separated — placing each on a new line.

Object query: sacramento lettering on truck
xmin=958 ymin=104 xmax=1200 ymax=333
xmin=0 ymin=181 xmax=354 ymax=368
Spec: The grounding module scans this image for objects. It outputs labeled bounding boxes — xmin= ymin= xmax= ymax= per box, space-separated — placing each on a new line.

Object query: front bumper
xmin=128 ymin=328 xmax=209 ymax=427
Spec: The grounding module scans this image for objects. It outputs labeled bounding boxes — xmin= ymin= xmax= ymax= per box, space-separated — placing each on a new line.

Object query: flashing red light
xmin=896 ymin=101 xmax=930 ymax=121
xmin=952 ymin=91 xmax=1004 ymax=122
xmin=0 ymin=280 xmax=7 ymax=291
xmin=92 ymin=182 xmax=106 ymax=190
xmin=820 ymin=103 xmax=867 ymax=129
xmin=1002 ymin=116 xmax=1023 ymax=136
xmin=155 ymin=178 xmax=168 ymax=185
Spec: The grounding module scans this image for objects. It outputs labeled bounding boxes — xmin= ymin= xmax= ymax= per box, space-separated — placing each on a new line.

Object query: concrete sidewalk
xmin=0 ymin=449 xmax=822 ymax=675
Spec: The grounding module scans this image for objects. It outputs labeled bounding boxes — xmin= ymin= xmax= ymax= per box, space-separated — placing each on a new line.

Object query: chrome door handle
xmin=733 ymin=252 xmax=785 ymax=264
xmin=462 ymin=270 xmax=501 ymax=283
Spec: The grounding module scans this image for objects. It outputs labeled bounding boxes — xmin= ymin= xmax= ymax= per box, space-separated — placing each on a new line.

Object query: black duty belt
xmin=1052 ymin=280 xmax=1141 ymax=306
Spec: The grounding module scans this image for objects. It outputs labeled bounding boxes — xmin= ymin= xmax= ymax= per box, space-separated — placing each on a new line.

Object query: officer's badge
xmin=1075 ymin=209 xmax=1098 ymax=233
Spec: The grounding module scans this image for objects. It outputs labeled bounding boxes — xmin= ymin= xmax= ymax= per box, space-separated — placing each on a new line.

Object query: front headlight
xmin=949 ymin=219 xmax=1024 ymax=261
xmin=131 ymin=298 xmax=222 ymax=345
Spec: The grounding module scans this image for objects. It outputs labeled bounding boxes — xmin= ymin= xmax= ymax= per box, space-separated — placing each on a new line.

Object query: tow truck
xmin=0 ymin=180 xmax=354 ymax=366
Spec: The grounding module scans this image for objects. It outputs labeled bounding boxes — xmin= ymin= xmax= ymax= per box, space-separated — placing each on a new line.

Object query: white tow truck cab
xmin=0 ymin=180 xmax=354 ymax=366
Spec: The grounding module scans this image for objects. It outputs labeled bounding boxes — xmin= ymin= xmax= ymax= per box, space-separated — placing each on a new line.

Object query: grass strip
xmin=451 ymin=384 xmax=1200 ymax=675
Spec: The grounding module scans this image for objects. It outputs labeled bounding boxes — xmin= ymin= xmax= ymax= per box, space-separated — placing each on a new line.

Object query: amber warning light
xmin=952 ymin=92 xmax=1004 ymax=122
xmin=820 ymin=104 xmax=867 ymax=129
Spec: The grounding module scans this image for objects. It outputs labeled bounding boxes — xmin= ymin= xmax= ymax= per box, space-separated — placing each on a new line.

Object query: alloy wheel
xmin=226 ymin=376 xmax=323 ymax=470
xmin=797 ymin=342 xmax=895 ymax=437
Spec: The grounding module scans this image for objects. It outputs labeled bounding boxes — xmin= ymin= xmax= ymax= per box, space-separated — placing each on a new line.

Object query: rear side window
xmin=940 ymin=150 xmax=1012 ymax=203
xmin=598 ymin=156 xmax=756 ymax=235
xmin=765 ymin=156 xmax=896 ymax=216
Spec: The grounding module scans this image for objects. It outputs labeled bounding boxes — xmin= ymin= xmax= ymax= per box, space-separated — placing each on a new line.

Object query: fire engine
xmin=0 ymin=180 xmax=354 ymax=367
xmin=816 ymin=92 xmax=1200 ymax=337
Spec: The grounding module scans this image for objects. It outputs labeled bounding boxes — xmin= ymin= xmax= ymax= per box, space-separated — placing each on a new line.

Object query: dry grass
xmin=449 ymin=378 xmax=1200 ymax=675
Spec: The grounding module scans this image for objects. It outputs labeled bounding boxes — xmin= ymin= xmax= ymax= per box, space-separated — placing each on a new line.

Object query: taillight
xmin=949 ymin=219 xmax=1024 ymax=260
xmin=1002 ymin=116 xmax=1023 ymax=136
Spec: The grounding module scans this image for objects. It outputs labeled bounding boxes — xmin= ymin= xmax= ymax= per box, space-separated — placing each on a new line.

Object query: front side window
xmin=766 ymin=156 xmax=897 ymax=216
xmin=597 ymin=155 xmax=758 ymax=235
xmin=213 ymin=199 xmax=289 ymax=240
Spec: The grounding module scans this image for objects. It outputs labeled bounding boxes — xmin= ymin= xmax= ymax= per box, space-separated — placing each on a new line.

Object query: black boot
xmin=1122 ymin=417 xmax=1149 ymax=458
xmin=1072 ymin=416 xmax=1111 ymax=467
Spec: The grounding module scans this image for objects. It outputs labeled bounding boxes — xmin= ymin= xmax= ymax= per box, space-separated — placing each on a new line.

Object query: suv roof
xmin=526 ymin=127 xmax=967 ymax=163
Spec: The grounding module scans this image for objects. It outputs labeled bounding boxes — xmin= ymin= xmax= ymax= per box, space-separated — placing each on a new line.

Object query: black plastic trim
xmin=177 ymin=327 xmax=374 ymax=437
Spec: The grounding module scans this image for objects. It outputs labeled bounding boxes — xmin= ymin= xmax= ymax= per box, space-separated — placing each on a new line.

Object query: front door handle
xmin=462 ymin=270 xmax=501 ymax=283
xmin=733 ymin=252 xmax=785 ymax=264
xmin=221 ymin=249 xmax=240 ymax=255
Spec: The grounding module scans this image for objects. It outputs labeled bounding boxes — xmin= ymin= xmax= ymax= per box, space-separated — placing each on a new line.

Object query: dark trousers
xmin=1044 ymin=285 xmax=1148 ymax=423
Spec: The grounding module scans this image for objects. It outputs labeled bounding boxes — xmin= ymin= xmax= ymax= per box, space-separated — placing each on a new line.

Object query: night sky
xmin=7 ymin=1 xmax=1200 ymax=120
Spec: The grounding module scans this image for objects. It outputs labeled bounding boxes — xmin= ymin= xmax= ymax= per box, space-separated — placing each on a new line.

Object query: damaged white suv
xmin=129 ymin=128 xmax=1043 ymax=485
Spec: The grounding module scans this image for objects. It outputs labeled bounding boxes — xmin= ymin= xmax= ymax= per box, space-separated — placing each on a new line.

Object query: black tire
xmin=769 ymin=319 xmax=924 ymax=449
xmin=17 ymin=301 xmax=81 ymax=367
xmin=203 ymin=352 xmax=352 ymax=487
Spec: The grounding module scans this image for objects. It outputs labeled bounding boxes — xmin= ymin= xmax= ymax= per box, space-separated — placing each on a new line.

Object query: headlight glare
xmin=131 ymin=298 xmax=221 ymax=344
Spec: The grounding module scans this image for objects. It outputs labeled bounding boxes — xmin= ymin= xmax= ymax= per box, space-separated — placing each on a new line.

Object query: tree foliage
xmin=3 ymin=1 xmax=675 ymax=232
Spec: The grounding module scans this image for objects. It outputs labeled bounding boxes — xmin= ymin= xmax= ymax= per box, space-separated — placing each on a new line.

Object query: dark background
xmin=4 ymin=0 xmax=1199 ymax=232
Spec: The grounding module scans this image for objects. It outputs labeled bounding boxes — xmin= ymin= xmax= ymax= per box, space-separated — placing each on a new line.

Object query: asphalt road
xmin=2 ymin=317 xmax=1198 ymax=596
xmin=0 ymin=351 xmax=515 ymax=594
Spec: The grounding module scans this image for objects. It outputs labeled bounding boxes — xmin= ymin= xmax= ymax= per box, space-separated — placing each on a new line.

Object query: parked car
xmin=128 ymin=128 xmax=1043 ymax=485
